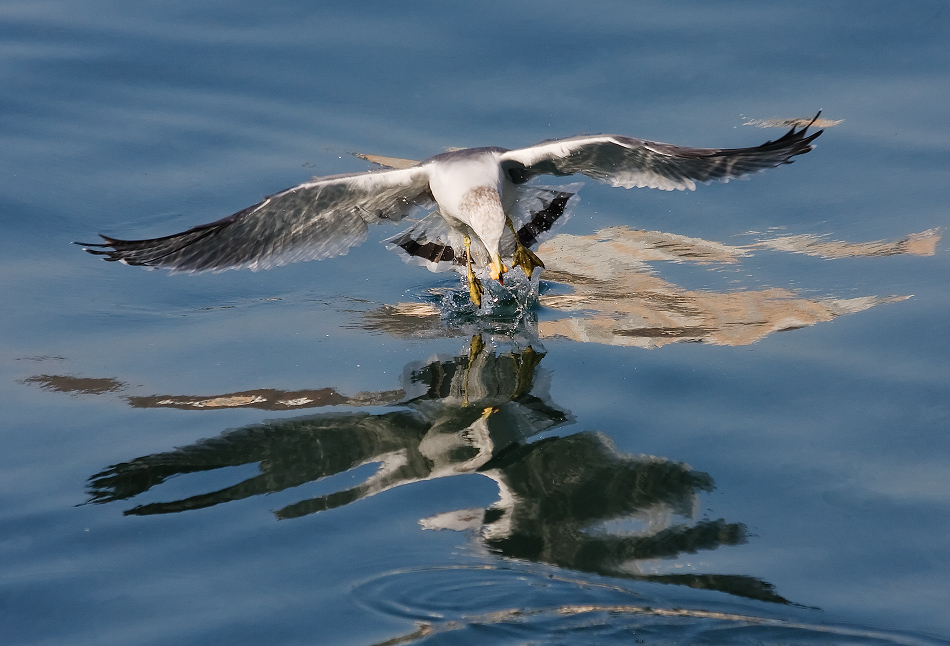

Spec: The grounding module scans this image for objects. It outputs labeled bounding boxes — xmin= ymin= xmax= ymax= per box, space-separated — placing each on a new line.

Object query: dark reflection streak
xmin=126 ymin=386 xmax=409 ymax=411
xmin=85 ymin=338 xmax=787 ymax=605
xmin=475 ymin=431 xmax=792 ymax=605
xmin=128 ymin=388 xmax=350 ymax=410
xmin=88 ymin=410 xmax=431 ymax=507
xmin=20 ymin=374 xmax=125 ymax=395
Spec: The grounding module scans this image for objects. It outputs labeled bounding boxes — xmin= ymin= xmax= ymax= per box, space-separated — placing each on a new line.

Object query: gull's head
xmin=426 ymin=150 xmax=510 ymax=284
xmin=459 ymin=185 xmax=508 ymax=283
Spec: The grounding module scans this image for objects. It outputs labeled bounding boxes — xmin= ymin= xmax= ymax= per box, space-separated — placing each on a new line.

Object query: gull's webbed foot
xmin=467 ymin=270 xmax=485 ymax=307
xmin=513 ymin=243 xmax=545 ymax=278
xmin=506 ymin=216 xmax=545 ymax=278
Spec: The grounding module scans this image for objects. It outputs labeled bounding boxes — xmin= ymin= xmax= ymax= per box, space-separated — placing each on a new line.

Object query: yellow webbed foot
xmin=467 ymin=270 xmax=484 ymax=307
xmin=506 ymin=216 xmax=545 ymax=278
xmin=513 ymin=243 xmax=545 ymax=278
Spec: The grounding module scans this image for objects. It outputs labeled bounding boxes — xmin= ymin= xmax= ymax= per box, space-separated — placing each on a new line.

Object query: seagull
xmin=81 ymin=115 xmax=822 ymax=306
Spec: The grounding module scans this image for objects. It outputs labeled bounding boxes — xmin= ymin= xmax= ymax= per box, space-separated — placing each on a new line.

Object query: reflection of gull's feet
xmin=463 ymin=235 xmax=485 ymax=307
xmin=463 ymin=334 xmax=486 ymax=407
xmin=468 ymin=333 xmax=485 ymax=364
xmin=507 ymin=217 xmax=545 ymax=278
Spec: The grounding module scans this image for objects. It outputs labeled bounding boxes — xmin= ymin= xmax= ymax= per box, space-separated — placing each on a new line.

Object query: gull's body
xmin=82 ymin=117 xmax=823 ymax=304
xmin=425 ymin=148 xmax=512 ymax=280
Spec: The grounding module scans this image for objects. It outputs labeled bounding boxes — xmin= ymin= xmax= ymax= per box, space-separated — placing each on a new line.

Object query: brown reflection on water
xmin=20 ymin=374 xmax=126 ymax=395
xmin=743 ymin=116 xmax=845 ymax=128
xmin=534 ymin=226 xmax=911 ymax=348
xmin=21 ymin=375 xmax=404 ymax=412
xmin=356 ymin=225 xmax=925 ymax=347
xmin=352 ymin=152 xmax=420 ymax=169
xmin=751 ymin=228 xmax=940 ymax=258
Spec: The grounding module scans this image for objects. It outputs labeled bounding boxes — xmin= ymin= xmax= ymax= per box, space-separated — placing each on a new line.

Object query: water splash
xmin=425 ymin=270 xmax=543 ymax=339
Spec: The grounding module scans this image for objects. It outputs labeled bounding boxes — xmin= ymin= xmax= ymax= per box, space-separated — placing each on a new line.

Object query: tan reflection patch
xmin=743 ymin=116 xmax=844 ymax=128
xmin=178 ymin=395 xmax=267 ymax=408
xmin=753 ymin=229 xmax=940 ymax=258
xmin=356 ymin=224 xmax=920 ymax=346
xmin=352 ymin=153 xmax=420 ymax=169
xmin=536 ymin=227 xmax=900 ymax=348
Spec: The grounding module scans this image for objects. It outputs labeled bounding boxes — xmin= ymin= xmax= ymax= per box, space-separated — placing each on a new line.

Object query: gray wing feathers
xmin=383 ymin=211 xmax=460 ymax=273
xmin=82 ymin=167 xmax=433 ymax=272
xmin=501 ymin=117 xmax=822 ymax=191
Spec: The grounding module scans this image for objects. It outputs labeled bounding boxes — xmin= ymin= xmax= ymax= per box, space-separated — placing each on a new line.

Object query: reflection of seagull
xmin=81 ymin=117 xmax=822 ymax=306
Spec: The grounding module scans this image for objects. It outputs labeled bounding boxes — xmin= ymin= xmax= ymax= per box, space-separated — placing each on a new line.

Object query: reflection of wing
xmin=472 ymin=431 xmax=791 ymax=604
xmin=81 ymin=167 xmax=434 ymax=272
xmin=500 ymin=116 xmax=821 ymax=191
xmin=85 ymin=410 xmax=430 ymax=511
xmin=85 ymin=343 xmax=567 ymax=517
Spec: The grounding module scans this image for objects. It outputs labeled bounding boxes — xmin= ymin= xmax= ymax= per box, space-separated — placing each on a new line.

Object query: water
xmin=2 ymin=2 xmax=950 ymax=644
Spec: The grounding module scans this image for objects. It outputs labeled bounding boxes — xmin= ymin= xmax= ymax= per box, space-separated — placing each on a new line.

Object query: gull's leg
xmin=463 ymin=235 xmax=484 ymax=307
xmin=506 ymin=217 xmax=545 ymax=278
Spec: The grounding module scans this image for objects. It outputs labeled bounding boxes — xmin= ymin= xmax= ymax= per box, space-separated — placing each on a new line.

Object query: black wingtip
xmin=75 ymin=236 xmax=114 ymax=258
xmin=802 ymin=110 xmax=823 ymax=139
xmin=75 ymin=235 xmax=138 ymax=263
xmin=800 ymin=111 xmax=823 ymax=135
xmin=769 ymin=111 xmax=825 ymax=157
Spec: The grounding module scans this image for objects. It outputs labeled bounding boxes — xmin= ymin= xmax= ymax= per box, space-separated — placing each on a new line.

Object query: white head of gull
xmin=81 ymin=115 xmax=823 ymax=307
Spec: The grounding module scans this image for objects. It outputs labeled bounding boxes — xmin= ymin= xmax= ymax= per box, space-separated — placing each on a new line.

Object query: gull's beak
xmin=489 ymin=253 xmax=508 ymax=284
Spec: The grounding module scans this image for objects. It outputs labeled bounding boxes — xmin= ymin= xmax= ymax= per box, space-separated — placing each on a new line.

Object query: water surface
xmin=2 ymin=2 xmax=950 ymax=644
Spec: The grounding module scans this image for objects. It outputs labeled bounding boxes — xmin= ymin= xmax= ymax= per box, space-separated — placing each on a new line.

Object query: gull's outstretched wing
xmin=499 ymin=115 xmax=822 ymax=191
xmin=80 ymin=167 xmax=434 ymax=272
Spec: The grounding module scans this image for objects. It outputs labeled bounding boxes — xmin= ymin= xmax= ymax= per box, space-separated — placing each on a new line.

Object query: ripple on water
xmin=352 ymin=566 xmax=948 ymax=646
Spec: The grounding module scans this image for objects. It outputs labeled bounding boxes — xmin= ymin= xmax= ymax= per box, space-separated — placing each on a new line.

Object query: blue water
xmin=3 ymin=2 xmax=950 ymax=644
